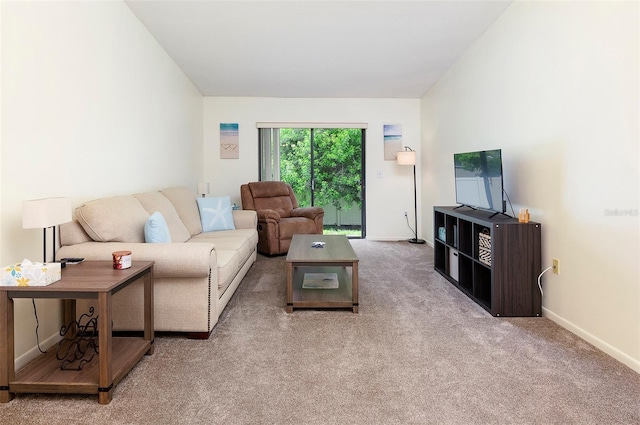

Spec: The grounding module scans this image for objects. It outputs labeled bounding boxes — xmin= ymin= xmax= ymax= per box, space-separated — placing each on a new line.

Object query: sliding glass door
xmin=259 ymin=126 xmax=365 ymax=238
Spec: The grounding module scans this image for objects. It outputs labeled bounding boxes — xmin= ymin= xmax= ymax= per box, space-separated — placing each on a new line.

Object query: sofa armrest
xmin=232 ymin=209 xmax=257 ymax=229
xmin=290 ymin=207 xmax=324 ymax=221
xmin=57 ymin=242 xmax=216 ymax=279
xmin=256 ymin=209 xmax=281 ymax=224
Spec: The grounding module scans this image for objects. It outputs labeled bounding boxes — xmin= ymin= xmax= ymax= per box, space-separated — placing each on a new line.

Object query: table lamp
xmin=23 ymin=197 xmax=72 ymax=262
xmin=198 ymin=182 xmax=210 ymax=198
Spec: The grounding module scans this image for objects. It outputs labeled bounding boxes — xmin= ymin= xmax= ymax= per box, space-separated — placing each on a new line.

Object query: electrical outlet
xmin=552 ymin=258 xmax=559 ymax=275
xmin=404 ymin=211 xmax=408 ymax=217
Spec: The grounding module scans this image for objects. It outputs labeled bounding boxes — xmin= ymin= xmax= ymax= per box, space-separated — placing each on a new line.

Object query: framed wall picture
xmin=220 ymin=123 xmax=239 ymax=159
xmin=383 ymin=124 xmax=402 ymax=161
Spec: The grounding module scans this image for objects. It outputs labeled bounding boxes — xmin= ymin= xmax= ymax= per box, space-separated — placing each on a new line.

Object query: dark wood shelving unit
xmin=434 ymin=206 xmax=542 ymax=317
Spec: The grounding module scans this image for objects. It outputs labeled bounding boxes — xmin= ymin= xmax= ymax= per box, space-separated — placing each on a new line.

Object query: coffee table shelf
xmin=292 ymin=266 xmax=354 ymax=309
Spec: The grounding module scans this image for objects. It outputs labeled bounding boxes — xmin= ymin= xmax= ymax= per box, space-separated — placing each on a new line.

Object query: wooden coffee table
xmin=0 ymin=261 xmax=154 ymax=404
xmin=286 ymin=234 xmax=359 ymax=313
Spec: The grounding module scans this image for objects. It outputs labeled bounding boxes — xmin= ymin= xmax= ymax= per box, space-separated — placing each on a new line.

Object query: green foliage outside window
xmin=279 ymin=128 xmax=362 ymax=211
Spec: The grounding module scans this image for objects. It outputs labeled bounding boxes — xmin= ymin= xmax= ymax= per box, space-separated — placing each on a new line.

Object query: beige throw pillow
xmin=76 ymin=196 xmax=149 ymax=242
xmin=161 ymin=186 xmax=203 ymax=236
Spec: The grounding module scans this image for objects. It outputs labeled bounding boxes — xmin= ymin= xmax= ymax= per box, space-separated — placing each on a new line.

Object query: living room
xmin=1 ymin=0 xmax=638 ymax=419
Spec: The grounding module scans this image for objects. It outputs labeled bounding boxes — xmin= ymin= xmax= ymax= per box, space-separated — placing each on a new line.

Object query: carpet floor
xmin=1 ymin=240 xmax=638 ymax=424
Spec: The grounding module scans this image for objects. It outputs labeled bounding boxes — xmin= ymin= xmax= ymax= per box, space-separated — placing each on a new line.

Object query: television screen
xmin=454 ymin=149 xmax=504 ymax=213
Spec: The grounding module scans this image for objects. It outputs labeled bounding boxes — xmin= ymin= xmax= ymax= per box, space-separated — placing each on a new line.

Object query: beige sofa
xmin=57 ymin=186 xmax=258 ymax=338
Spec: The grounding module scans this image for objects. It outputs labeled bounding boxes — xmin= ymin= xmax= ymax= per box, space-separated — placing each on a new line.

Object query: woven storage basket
xmin=478 ymin=229 xmax=492 ymax=266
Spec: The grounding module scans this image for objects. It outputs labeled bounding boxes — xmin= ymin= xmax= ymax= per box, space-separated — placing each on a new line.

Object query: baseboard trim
xmin=365 ymin=237 xmax=407 ymax=241
xmin=366 ymin=237 xmax=433 ymax=246
xmin=543 ymin=307 xmax=640 ymax=374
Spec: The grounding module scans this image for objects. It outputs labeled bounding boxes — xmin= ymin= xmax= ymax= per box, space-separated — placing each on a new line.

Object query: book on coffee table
xmin=302 ymin=272 xmax=339 ymax=289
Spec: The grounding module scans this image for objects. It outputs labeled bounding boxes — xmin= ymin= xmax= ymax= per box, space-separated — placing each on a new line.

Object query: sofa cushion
xmin=215 ymin=250 xmax=240 ymax=294
xmin=189 ymin=229 xmax=258 ymax=291
xmin=161 ymin=187 xmax=203 ymax=236
xmin=144 ymin=212 xmax=172 ymax=243
xmin=134 ymin=191 xmax=190 ymax=243
xmin=191 ymin=231 xmax=256 ymax=264
xmin=197 ymin=196 xmax=236 ymax=232
xmin=191 ymin=228 xmax=259 ymax=244
xmin=76 ymin=196 xmax=149 ymax=242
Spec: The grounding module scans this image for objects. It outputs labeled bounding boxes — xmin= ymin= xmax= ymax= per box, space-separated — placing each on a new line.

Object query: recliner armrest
xmin=257 ymin=209 xmax=281 ymax=224
xmin=290 ymin=207 xmax=324 ymax=221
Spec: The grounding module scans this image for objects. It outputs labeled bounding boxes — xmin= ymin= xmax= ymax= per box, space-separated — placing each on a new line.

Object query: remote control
xmin=61 ymin=257 xmax=85 ymax=264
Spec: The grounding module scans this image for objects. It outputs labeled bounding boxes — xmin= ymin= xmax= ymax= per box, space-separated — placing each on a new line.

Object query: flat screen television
xmin=454 ymin=149 xmax=505 ymax=214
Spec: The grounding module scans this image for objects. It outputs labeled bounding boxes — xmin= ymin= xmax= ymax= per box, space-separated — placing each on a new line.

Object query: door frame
xmin=257 ymin=124 xmax=367 ymax=239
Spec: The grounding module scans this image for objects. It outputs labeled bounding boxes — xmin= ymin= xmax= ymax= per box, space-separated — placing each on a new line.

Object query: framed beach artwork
xmin=220 ymin=123 xmax=239 ymax=159
xmin=383 ymin=124 xmax=402 ymax=161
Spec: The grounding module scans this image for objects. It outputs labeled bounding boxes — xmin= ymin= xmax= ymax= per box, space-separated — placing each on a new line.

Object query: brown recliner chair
xmin=240 ymin=181 xmax=324 ymax=255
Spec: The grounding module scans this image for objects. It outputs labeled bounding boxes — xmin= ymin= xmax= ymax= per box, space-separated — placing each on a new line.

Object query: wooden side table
xmin=0 ymin=261 xmax=154 ymax=404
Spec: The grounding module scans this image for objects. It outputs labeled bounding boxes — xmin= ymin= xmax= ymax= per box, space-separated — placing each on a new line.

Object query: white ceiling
xmin=125 ymin=1 xmax=512 ymax=98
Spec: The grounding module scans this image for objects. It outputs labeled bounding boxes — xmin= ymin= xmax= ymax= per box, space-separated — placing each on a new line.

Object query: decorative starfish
xmin=204 ymin=199 xmax=231 ymax=229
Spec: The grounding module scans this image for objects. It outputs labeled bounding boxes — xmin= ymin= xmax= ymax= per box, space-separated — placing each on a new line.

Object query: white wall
xmin=421 ymin=1 xmax=639 ymax=372
xmin=1 ymin=1 xmax=203 ymax=365
xmin=204 ymin=97 xmax=421 ymax=240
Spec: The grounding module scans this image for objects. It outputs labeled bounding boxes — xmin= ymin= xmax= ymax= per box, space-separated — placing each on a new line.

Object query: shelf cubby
xmin=434 ymin=211 xmax=445 ymax=243
xmin=458 ymin=255 xmax=473 ymax=293
xmin=458 ymin=219 xmax=473 ymax=256
xmin=434 ymin=241 xmax=446 ymax=272
xmin=445 ymin=215 xmax=457 ymax=248
xmin=473 ymin=262 xmax=492 ymax=309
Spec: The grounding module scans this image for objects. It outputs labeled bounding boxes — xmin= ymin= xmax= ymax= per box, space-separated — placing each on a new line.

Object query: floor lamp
xmin=397 ymin=147 xmax=425 ymax=244
xmin=23 ymin=197 xmax=72 ymax=262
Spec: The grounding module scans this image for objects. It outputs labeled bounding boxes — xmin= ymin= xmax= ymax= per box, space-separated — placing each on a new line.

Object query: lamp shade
xmin=23 ymin=197 xmax=72 ymax=229
xmin=397 ymin=151 xmax=416 ymax=166
xmin=197 ymin=182 xmax=210 ymax=196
